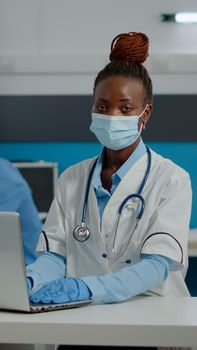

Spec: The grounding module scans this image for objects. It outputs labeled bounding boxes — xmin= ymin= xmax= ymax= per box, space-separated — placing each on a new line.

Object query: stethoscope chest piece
xmin=73 ymin=224 xmax=90 ymax=242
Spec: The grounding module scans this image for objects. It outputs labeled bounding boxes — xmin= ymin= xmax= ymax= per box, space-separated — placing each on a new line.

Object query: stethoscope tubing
xmin=137 ymin=146 xmax=151 ymax=194
xmin=118 ymin=193 xmax=145 ymax=219
xmin=74 ymin=146 xmax=152 ymax=260
xmin=81 ymin=157 xmax=98 ymax=223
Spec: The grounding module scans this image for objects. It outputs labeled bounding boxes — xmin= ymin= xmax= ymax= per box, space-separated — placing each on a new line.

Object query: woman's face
xmin=92 ymin=75 xmax=152 ymax=127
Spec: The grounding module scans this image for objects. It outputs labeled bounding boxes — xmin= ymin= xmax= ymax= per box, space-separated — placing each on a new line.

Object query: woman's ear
xmin=143 ymin=104 xmax=153 ymax=127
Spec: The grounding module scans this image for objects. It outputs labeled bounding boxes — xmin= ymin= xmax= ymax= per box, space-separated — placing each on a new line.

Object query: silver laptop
xmin=0 ymin=211 xmax=91 ymax=313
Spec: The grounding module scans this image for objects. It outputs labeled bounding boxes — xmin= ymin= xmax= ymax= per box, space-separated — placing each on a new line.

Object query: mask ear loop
xmin=139 ymin=104 xmax=149 ymax=132
xmin=139 ymin=122 xmax=144 ymax=134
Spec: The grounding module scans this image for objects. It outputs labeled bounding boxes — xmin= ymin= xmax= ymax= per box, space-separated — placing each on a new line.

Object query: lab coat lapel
xmin=87 ymin=184 xmax=101 ymax=230
xmin=82 ymin=159 xmax=101 ymax=236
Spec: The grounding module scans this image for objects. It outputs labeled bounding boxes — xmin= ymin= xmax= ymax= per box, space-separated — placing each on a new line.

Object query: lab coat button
xmin=102 ymin=253 xmax=107 ymax=258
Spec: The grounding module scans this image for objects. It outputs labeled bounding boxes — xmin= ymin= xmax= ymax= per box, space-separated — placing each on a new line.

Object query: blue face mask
xmin=90 ymin=106 xmax=147 ymax=150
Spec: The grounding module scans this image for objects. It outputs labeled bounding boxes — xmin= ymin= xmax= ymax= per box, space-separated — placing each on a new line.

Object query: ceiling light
xmin=175 ymin=12 xmax=197 ymax=23
xmin=161 ymin=12 xmax=197 ymax=24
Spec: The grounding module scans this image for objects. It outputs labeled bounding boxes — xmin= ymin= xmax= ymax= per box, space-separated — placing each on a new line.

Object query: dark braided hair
xmin=94 ymin=32 xmax=153 ymax=103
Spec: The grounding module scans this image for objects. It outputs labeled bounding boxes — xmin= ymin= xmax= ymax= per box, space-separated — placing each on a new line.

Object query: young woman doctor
xmin=26 ymin=32 xmax=192 ymax=305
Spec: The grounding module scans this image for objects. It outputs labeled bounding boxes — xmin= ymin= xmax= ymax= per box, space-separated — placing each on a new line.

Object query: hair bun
xmin=110 ymin=32 xmax=149 ymax=64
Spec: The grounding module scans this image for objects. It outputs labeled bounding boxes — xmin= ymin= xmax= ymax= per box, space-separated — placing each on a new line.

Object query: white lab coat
xmin=37 ymin=149 xmax=192 ymax=297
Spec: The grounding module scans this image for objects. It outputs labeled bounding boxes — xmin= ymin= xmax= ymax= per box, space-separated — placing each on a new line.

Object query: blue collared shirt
xmin=93 ymin=139 xmax=146 ymax=219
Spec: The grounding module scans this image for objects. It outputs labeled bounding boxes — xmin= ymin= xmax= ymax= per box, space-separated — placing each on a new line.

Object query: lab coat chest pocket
xmin=113 ymin=199 xmax=141 ymax=256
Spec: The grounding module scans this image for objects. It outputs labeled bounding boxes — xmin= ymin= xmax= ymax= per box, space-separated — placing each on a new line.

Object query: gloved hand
xmin=29 ymin=277 xmax=91 ymax=304
xmin=27 ymin=277 xmax=33 ymax=291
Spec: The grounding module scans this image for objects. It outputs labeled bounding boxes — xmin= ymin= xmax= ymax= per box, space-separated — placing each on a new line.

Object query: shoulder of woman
xmin=151 ymin=149 xmax=191 ymax=184
xmin=57 ymin=156 xmax=98 ymax=183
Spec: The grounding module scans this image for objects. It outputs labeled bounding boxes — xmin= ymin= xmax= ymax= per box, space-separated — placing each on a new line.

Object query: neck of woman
xmin=103 ymin=137 xmax=140 ymax=171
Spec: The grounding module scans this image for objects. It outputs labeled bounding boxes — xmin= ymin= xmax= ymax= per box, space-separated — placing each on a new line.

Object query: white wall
xmin=1 ymin=0 xmax=197 ymax=94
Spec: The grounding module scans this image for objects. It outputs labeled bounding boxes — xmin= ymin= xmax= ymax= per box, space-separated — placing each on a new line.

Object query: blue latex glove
xmin=29 ymin=277 xmax=91 ymax=304
xmin=27 ymin=277 xmax=33 ymax=291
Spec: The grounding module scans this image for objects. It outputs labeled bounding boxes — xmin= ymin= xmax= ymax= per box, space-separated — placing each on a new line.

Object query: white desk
xmin=0 ymin=297 xmax=197 ymax=348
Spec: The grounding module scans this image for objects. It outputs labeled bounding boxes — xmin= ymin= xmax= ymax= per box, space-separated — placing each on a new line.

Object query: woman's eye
xmin=122 ymin=106 xmax=132 ymax=113
xmin=97 ymin=104 xmax=107 ymax=112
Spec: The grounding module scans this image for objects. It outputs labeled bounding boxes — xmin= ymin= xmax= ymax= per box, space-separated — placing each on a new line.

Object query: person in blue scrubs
xmin=0 ymin=157 xmax=42 ymax=265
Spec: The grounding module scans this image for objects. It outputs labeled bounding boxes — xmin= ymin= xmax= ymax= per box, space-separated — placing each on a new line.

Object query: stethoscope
xmin=73 ymin=146 xmax=152 ymax=261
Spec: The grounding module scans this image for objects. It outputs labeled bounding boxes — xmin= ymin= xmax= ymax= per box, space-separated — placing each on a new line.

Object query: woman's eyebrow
xmin=97 ymin=98 xmax=133 ymax=102
xmin=97 ymin=98 xmax=109 ymax=102
xmin=119 ymin=98 xmax=132 ymax=101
